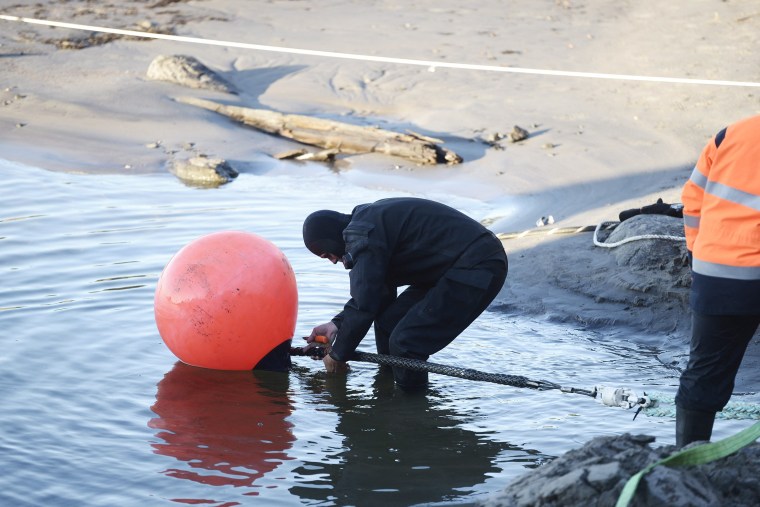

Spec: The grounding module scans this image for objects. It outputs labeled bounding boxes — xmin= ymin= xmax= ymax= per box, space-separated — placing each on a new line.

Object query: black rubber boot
xmin=392 ymin=366 xmax=428 ymax=392
xmin=676 ymin=406 xmax=716 ymax=448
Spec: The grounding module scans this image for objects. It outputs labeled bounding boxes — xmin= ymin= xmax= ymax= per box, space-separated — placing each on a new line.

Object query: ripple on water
xmin=3 ymin=158 xmax=750 ymax=506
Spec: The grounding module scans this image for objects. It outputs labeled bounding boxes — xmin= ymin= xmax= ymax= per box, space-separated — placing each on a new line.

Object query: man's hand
xmin=303 ymin=322 xmax=349 ymax=372
xmin=305 ymin=321 xmax=338 ymax=347
xmin=323 ymin=352 xmax=350 ymax=374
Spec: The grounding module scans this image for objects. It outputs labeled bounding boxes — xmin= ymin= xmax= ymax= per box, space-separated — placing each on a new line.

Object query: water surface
xmin=0 ymin=158 xmax=750 ymax=506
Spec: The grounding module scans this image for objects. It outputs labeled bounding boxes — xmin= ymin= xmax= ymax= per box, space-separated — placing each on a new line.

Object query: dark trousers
xmin=675 ymin=312 xmax=760 ymax=413
xmin=373 ymin=244 xmax=507 ymax=388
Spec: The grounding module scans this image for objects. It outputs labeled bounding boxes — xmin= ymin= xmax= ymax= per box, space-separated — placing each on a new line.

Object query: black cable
xmin=290 ymin=347 xmax=595 ymax=397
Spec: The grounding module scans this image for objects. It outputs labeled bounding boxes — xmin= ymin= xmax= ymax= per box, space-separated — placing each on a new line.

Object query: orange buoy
xmin=154 ymin=231 xmax=298 ymax=370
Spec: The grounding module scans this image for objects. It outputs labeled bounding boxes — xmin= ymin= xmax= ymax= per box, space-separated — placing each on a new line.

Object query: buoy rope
xmin=2 ymin=14 xmax=760 ymax=88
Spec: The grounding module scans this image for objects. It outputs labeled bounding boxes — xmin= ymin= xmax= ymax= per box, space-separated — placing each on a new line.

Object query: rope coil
xmin=497 ymin=220 xmax=686 ymax=247
xmin=592 ymin=220 xmax=685 ymax=248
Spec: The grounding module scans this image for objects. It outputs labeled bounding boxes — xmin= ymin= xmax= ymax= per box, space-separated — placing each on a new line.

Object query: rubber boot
xmin=392 ymin=366 xmax=428 ymax=392
xmin=676 ymin=406 xmax=716 ymax=448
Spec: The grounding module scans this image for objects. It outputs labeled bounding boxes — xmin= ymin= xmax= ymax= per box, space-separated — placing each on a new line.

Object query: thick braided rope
xmin=644 ymin=392 xmax=760 ymax=420
xmin=292 ymin=349 xmax=760 ymax=418
xmin=352 ymin=351 xmax=561 ymax=391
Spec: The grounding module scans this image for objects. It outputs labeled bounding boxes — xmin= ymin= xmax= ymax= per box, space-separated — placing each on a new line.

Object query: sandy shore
xmin=2 ymin=0 xmax=759 ymax=404
xmin=3 ymin=0 xmax=759 ymax=226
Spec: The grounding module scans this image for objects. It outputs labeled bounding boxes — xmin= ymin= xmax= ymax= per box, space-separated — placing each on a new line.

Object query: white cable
xmin=593 ymin=221 xmax=685 ymax=248
xmin=3 ymin=14 xmax=760 ymax=88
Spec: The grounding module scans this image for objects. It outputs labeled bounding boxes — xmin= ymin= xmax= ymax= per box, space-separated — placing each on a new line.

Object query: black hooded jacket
xmin=330 ymin=197 xmax=505 ymax=360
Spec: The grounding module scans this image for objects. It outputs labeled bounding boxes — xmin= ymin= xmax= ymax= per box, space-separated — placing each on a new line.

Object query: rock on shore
xmin=482 ymin=433 xmax=760 ymax=507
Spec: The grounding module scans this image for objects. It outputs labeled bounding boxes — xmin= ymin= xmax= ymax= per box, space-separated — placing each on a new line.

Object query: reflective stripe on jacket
xmin=682 ymin=114 xmax=760 ymax=281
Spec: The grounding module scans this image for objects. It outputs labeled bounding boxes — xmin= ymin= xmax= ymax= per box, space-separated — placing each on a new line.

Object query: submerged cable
xmin=354 ymin=351 xmax=571 ymax=392
xmin=291 ymin=346 xmax=595 ymax=396
xmin=291 ymin=347 xmax=760 ymax=419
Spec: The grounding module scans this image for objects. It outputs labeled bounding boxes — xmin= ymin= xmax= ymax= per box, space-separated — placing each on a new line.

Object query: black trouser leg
xmin=387 ymin=259 xmax=507 ymax=390
xmin=374 ymin=287 xmax=428 ymax=380
xmin=676 ymin=313 xmax=759 ymax=412
xmin=374 ymin=287 xmax=432 ymax=390
xmin=374 ymin=286 xmax=428 ymax=355
xmin=675 ymin=312 xmax=759 ymax=446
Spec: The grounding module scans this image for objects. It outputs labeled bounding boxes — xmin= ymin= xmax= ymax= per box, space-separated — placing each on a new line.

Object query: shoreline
xmin=3 ymin=2 xmax=759 ymax=231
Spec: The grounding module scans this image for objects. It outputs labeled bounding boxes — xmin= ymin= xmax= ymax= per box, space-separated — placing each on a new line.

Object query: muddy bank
xmin=482 ymin=433 xmax=760 ymax=507
xmin=487 ymin=215 xmax=760 ymax=506
xmin=497 ymin=215 xmax=691 ymax=340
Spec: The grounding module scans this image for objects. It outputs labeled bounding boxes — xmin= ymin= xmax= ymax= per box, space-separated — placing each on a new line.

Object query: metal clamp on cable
xmin=560 ymin=386 xmax=597 ymax=397
xmin=596 ymin=385 xmax=656 ymax=419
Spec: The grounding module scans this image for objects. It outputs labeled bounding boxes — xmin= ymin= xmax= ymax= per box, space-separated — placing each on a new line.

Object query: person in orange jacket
xmin=675 ymin=114 xmax=760 ymax=447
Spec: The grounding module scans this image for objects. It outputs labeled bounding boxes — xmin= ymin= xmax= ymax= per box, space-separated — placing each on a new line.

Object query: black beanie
xmin=302 ymin=210 xmax=351 ymax=256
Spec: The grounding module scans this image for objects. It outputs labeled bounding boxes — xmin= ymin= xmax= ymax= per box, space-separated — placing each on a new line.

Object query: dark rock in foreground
xmin=481 ymin=433 xmax=760 ymax=507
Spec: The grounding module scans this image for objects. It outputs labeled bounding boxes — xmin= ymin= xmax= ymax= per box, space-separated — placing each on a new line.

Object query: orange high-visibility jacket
xmin=682 ymin=114 xmax=760 ymax=282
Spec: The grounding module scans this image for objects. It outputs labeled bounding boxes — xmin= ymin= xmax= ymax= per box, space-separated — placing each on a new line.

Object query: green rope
xmin=616 ymin=421 xmax=760 ymax=507
xmin=644 ymin=392 xmax=760 ymax=420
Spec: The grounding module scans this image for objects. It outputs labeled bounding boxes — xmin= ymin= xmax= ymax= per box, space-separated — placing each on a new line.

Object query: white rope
xmin=3 ymin=14 xmax=760 ymax=88
xmin=593 ymin=221 xmax=685 ymax=248
xmin=497 ymin=225 xmax=600 ymax=240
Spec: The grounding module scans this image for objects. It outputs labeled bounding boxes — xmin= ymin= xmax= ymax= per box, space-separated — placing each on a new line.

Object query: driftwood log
xmin=176 ymin=96 xmax=462 ymax=165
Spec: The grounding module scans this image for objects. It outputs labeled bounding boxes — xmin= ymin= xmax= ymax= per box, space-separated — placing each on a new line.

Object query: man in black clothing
xmin=302 ymin=197 xmax=508 ymax=390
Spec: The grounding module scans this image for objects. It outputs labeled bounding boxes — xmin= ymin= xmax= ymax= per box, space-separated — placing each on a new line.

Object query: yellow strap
xmin=616 ymin=422 xmax=760 ymax=507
